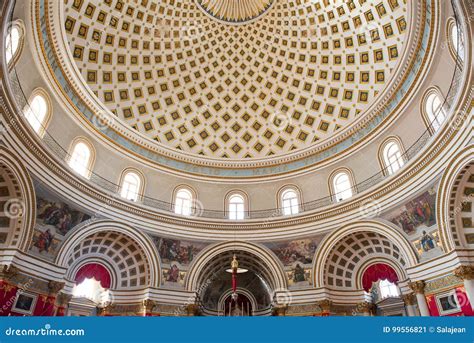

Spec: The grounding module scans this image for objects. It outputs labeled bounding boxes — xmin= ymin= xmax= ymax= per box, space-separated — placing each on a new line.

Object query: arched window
xmin=449 ymin=20 xmax=464 ymax=62
xmin=424 ymin=92 xmax=446 ymax=132
xmin=24 ymin=93 xmax=49 ymax=136
xmin=73 ymin=278 xmax=110 ymax=304
xmin=120 ymin=171 xmax=142 ymax=202
xmin=332 ymin=171 xmax=353 ymax=202
xmin=228 ymin=193 xmax=245 ymax=220
xmin=5 ymin=21 xmax=24 ymax=67
xmin=281 ymin=189 xmax=299 ymax=215
xmin=68 ymin=139 xmax=94 ymax=178
xmin=382 ymin=140 xmax=404 ymax=175
xmin=174 ymin=188 xmax=193 ymax=216
xmin=378 ymin=279 xmax=400 ymax=299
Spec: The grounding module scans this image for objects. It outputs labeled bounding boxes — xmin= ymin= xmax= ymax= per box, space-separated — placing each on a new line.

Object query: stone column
xmin=401 ymin=293 xmax=417 ymax=316
xmin=317 ymin=299 xmax=332 ymax=316
xmin=143 ymin=299 xmax=156 ymax=316
xmin=356 ymin=301 xmax=374 ymax=316
xmin=409 ymin=281 xmax=430 ymax=316
xmin=454 ymin=266 xmax=474 ymax=310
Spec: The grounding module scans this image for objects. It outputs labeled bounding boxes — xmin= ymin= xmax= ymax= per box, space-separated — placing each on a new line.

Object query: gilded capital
xmin=143 ymin=299 xmax=156 ymax=312
xmin=317 ymin=299 xmax=332 ymax=312
xmin=454 ymin=266 xmax=474 ymax=280
xmin=186 ymin=304 xmax=200 ymax=316
xmin=48 ymin=281 xmax=65 ymax=295
xmin=56 ymin=292 xmax=73 ymax=306
xmin=408 ymin=280 xmax=426 ymax=294
xmin=97 ymin=304 xmax=114 ymax=316
xmin=356 ymin=301 xmax=374 ymax=314
xmin=401 ymin=293 xmax=416 ymax=306
xmin=0 ymin=264 xmax=19 ymax=280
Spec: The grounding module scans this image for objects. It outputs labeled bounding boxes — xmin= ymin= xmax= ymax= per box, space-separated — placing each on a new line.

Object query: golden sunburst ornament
xmin=196 ymin=0 xmax=275 ymax=24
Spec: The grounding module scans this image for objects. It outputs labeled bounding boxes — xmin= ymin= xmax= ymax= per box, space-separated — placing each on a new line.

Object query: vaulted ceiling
xmin=64 ymin=0 xmax=407 ymax=159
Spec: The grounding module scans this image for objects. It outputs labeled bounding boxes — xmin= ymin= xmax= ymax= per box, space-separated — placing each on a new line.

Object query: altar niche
xmin=223 ymin=293 xmax=253 ymax=316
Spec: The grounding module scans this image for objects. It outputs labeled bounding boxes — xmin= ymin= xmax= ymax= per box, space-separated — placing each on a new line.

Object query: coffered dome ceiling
xmin=64 ymin=0 xmax=407 ymax=159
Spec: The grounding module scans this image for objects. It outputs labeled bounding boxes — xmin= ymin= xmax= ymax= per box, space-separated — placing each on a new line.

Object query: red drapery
xmin=74 ymin=263 xmax=111 ymax=289
xmin=362 ymin=263 xmax=398 ymax=292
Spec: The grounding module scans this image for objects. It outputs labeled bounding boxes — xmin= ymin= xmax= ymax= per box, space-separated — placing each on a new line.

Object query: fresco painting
xmin=383 ymin=188 xmax=436 ymax=235
xmin=29 ymin=192 xmax=91 ymax=260
xmin=382 ymin=186 xmax=442 ymax=260
xmin=153 ymin=237 xmax=207 ymax=266
xmin=266 ymin=238 xmax=319 ymax=266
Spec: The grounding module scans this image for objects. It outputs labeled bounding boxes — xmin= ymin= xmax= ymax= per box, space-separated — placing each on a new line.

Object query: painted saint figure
xmin=420 ymin=230 xmax=436 ymax=252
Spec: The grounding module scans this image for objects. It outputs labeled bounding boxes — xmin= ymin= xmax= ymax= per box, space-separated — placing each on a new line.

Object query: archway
xmin=186 ymin=241 xmax=286 ymax=315
xmin=313 ymin=220 xmax=418 ymax=289
xmin=56 ymin=220 xmax=162 ymax=289
xmin=437 ymin=146 xmax=474 ymax=251
xmin=0 ymin=147 xmax=35 ymax=252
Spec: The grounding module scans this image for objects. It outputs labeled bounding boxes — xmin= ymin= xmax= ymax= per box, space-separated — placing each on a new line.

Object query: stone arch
xmin=312 ymin=220 xmax=418 ymax=289
xmin=0 ymin=146 xmax=35 ymax=251
xmin=185 ymin=241 xmax=287 ymax=292
xmin=55 ymin=219 xmax=161 ymax=289
xmin=437 ymin=146 xmax=474 ymax=251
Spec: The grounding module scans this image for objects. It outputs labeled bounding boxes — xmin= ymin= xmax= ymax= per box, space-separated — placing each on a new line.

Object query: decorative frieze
xmin=454 ymin=266 xmax=474 ymax=280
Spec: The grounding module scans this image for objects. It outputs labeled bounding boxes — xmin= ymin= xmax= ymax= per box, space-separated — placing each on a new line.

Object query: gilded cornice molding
xmin=454 ymin=265 xmax=474 ymax=280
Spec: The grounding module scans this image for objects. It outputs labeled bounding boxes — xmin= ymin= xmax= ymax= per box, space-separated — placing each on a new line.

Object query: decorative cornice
xmin=408 ymin=280 xmax=426 ymax=294
xmin=453 ymin=265 xmax=474 ymax=280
